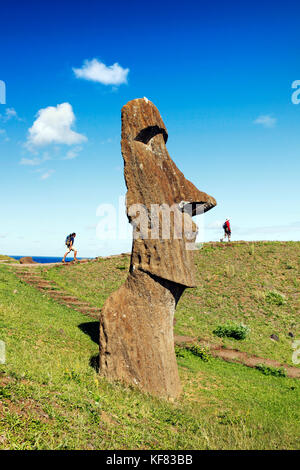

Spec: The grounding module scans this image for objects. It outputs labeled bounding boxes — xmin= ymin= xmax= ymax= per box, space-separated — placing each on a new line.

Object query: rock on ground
xmin=19 ymin=257 xmax=37 ymax=264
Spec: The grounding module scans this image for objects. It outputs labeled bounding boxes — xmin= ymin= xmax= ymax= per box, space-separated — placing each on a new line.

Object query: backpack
xmin=65 ymin=234 xmax=72 ymax=246
xmin=223 ymin=222 xmax=227 ymax=230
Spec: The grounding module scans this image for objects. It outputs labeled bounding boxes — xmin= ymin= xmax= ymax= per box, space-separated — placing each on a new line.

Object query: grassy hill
xmin=0 ymin=241 xmax=299 ymax=449
xmin=0 ymin=255 xmax=19 ymax=264
xmin=45 ymin=241 xmax=300 ymax=365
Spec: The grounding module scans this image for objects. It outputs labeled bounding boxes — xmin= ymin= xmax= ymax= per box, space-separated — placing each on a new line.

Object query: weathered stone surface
xmin=100 ymin=270 xmax=184 ymax=397
xmin=122 ymin=98 xmax=216 ymax=287
xmin=99 ymin=98 xmax=216 ymax=398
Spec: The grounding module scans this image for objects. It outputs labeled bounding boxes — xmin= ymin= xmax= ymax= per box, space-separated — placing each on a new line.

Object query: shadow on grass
xmin=90 ymin=354 xmax=99 ymax=372
xmin=78 ymin=321 xmax=99 ymax=345
xmin=78 ymin=321 xmax=100 ymax=372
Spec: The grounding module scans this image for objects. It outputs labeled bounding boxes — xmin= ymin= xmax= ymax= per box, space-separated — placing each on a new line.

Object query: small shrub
xmin=174 ymin=345 xmax=185 ymax=358
xmin=175 ymin=344 xmax=211 ymax=361
xmin=188 ymin=345 xmax=210 ymax=362
xmin=213 ymin=322 xmax=250 ymax=340
xmin=249 ymin=244 xmax=255 ymax=256
xmin=255 ymin=364 xmax=286 ymax=377
xmin=265 ymin=290 xmax=286 ymax=306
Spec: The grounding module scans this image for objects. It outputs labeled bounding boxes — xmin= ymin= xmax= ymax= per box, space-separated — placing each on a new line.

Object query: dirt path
xmin=14 ymin=268 xmax=101 ymax=319
xmin=174 ymin=335 xmax=300 ymax=379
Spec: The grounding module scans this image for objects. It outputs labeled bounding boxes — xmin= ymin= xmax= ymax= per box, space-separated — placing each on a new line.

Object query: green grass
xmin=45 ymin=256 xmax=129 ymax=308
xmin=255 ymin=364 xmax=287 ymax=378
xmin=0 ymin=255 xmax=19 ymax=264
xmin=0 ymin=242 xmax=299 ymax=449
xmin=44 ymin=242 xmax=300 ymax=366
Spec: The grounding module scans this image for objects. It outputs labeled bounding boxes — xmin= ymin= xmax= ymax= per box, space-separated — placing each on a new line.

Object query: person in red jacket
xmin=221 ymin=219 xmax=231 ymax=242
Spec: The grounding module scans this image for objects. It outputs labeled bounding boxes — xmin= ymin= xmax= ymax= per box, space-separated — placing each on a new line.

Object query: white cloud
xmin=0 ymin=128 xmax=10 ymax=142
xmin=40 ymin=170 xmax=55 ymax=180
xmin=5 ymin=108 xmax=18 ymax=120
xmin=253 ymin=115 xmax=277 ymax=128
xmin=206 ymin=220 xmax=223 ymax=230
xmin=26 ymin=103 xmax=87 ymax=148
xmin=0 ymin=107 xmax=20 ymax=122
xmin=20 ymin=157 xmax=42 ymax=166
xmin=63 ymin=146 xmax=82 ymax=160
xmin=237 ymin=221 xmax=300 ymax=235
xmin=73 ymin=58 xmax=129 ymax=85
xmin=100 ymin=137 xmax=113 ymax=144
xmin=19 ymin=152 xmax=51 ymax=166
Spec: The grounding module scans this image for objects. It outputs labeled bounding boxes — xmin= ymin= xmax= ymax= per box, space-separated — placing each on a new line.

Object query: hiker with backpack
xmin=220 ymin=219 xmax=231 ymax=242
xmin=62 ymin=233 xmax=78 ymax=263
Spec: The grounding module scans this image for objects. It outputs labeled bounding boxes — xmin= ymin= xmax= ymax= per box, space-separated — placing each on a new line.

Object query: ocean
xmin=10 ymin=256 xmax=90 ymax=264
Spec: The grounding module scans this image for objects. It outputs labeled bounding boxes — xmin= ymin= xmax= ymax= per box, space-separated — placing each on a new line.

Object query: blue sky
xmin=0 ymin=0 xmax=299 ymax=257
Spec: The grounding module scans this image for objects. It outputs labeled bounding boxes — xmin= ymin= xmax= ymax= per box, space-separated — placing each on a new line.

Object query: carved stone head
xmin=121 ymin=98 xmax=216 ymax=287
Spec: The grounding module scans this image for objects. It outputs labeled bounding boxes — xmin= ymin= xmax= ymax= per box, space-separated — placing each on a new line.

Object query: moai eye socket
xmin=134 ymin=125 xmax=168 ymax=144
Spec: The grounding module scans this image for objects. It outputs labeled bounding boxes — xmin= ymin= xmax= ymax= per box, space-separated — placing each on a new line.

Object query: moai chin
xmin=99 ymin=98 xmax=216 ymax=399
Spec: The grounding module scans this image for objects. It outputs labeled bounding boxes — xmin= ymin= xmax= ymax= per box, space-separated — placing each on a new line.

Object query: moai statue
xmin=99 ymin=98 xmax=216 ymax=398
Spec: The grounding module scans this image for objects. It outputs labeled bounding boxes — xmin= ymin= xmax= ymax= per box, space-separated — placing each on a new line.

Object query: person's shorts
xmin=67 ymin=246 xmax=76 ymax=252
